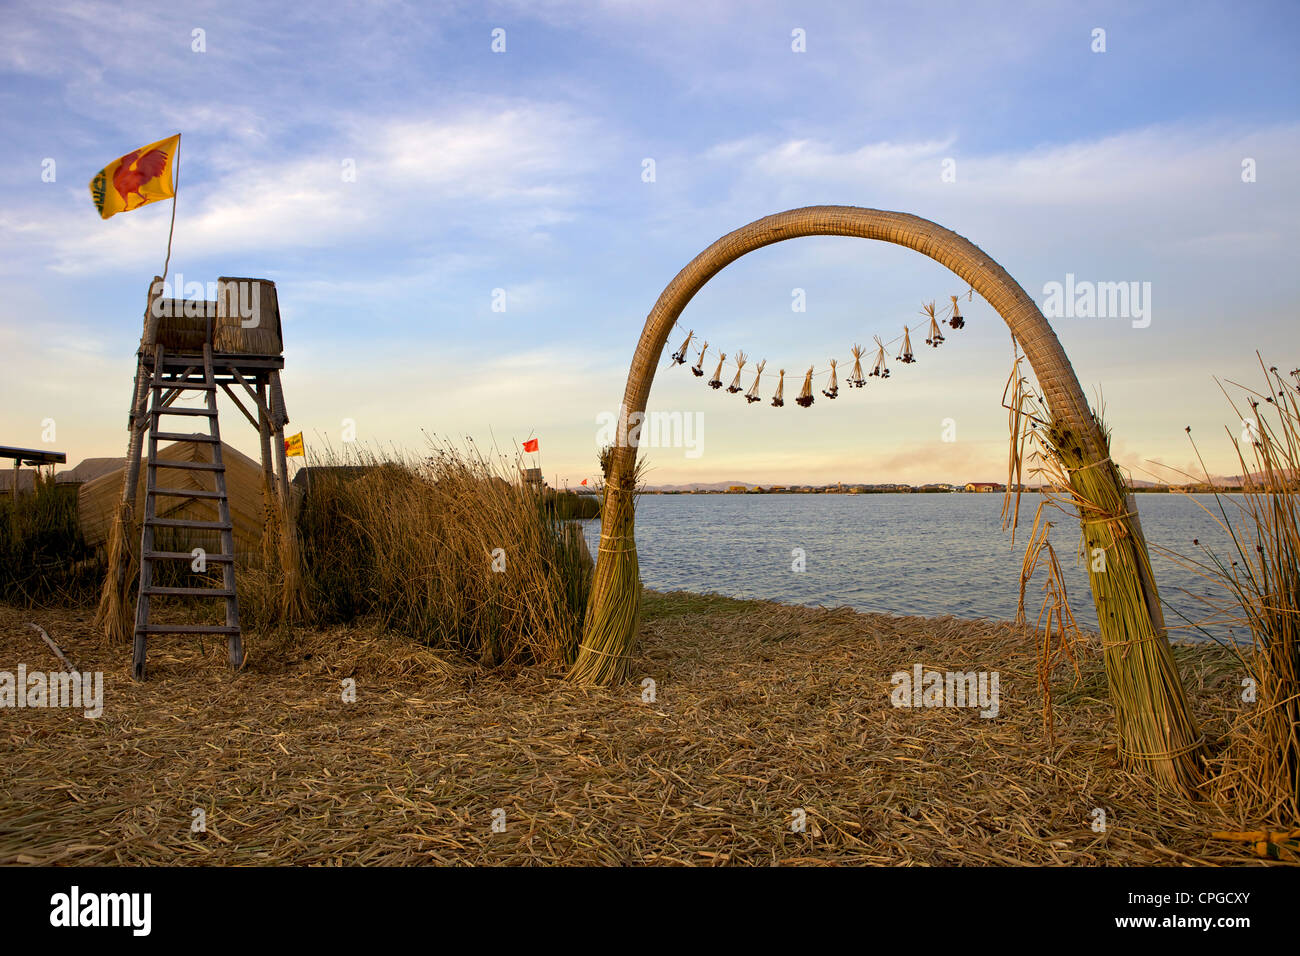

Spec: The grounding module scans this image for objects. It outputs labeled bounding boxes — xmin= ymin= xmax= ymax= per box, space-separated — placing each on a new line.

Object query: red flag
xmin=580 ymin=478 xmax=588 ymax=486
xmin=522 ymin=438 xmax=539 ymax=452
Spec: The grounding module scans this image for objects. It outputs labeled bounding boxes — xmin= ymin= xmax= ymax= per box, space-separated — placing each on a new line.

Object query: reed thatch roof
xmin=78 ymin=440 xmax=269 ymax=557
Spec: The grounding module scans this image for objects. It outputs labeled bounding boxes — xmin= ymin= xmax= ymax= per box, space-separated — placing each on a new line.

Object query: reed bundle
xmin=871 ymin=336 xmax=890 ymax=378
xmin=708 ymin=352 xmax=726 ymax=389
xmin=92 ymin=501 xmax=134 ymax=643
xmin=276 ymin=506 xmax=306 ymax=625
xmin=948 ymin=294 xmax=965 ymax=329
xmin=670 ymin=329 xmax=693 ymax=366
xmin=848 ymin=345 xmax=865 ymax=388
xmin=822 ymin=358 xmax=839 ymax=399
xmin=567 ymin=450 xmax=644 ymax=685
xmin=896 ymin=326 xmax=915 ymax=364
xmin=691 ymin=341 xmax=708 ymax=377
xmin=1003 ymin=338 xmax=1203 ymax=789
xmin=924 ymin=301 xmax=945 ymax=347
xmin=796 ymin=367 xmax=815 ymax=407
xmin=771 ymin=369 xmax=786 ymax=407
xmin=726 ymin=352 xmax=747 ymax=394
xmin=744 ymin=360 xmax=766 ymax=404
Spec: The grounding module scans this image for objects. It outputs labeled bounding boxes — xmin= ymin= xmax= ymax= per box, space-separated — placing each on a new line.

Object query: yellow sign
xmin=89 ymin=134 xmax=180 ymax=220
xmin=284 ymin=433 xmax=305 ymax=457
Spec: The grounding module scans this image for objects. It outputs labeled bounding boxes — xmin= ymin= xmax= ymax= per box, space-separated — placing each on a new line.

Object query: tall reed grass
xmin=1169 ymin=361 xmax=1300 ymax=820
xmin=1 ymin=472 xmax=102 ymax=606
xmin=260 ymin=441 xmax=594 ymax=671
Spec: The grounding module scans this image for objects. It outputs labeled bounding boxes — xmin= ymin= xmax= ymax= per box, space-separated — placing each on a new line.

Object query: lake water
xmin=580 ymin=492 xmax=1257 ymax=642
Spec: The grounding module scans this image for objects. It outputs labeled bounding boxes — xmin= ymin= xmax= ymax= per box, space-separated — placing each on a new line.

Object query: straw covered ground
xmin=0 ymin=591 xmax=1278 ymax=866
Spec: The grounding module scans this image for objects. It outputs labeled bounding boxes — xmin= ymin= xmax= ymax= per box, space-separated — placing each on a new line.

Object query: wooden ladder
xmin=132 ymin=342 xmax=243 ymax=679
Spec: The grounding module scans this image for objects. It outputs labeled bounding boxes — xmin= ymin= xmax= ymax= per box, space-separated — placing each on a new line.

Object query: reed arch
xmin=570 ymin=205 xmax=1203 ymax=789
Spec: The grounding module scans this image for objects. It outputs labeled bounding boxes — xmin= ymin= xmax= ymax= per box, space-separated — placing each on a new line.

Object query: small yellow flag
xmin=284 ymin=433 xmax=305 ymax=457
xmin=89 ymin=134 xmax=180 ymax=220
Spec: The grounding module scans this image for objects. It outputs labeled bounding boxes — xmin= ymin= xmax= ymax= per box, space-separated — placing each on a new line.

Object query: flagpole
xmin=161 ymin=133 xmax=181 ymax=283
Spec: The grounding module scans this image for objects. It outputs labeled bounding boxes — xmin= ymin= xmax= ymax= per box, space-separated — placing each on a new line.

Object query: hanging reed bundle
xmin=727 ymin=352 xmax=748 ymax=394
xmin=796 ymin=367 xmax=815 ymax=407
xmin=847 ymin=345 xmax=866 ymax=388
xmin=949 ymin=295 xmax=965 ymax=329
xmin=771 ymin=369 xmax=785 ymax=407
xmin=822 ymin=358 xmax=839 ymax=399
xmin=692 ymin=341 xmax=709 ymax=377
xmin=745 ymin=360 xmax=767 ymax=404
xmin=897 ymin=326 xmax=916 ymax=364
xmin=871 ymin=337 xmax=891 ymax=379
xmin=924 ymin=301 xmax=945 ymax=347
xmin=671 ymin=330 xmax=694 ymax=365
xmin=708 ymin=352 xmax=726 ymax=389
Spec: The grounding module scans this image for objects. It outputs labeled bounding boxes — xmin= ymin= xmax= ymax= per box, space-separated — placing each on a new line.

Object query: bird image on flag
xmin=522 ymin=438 xmax=539 ymax=452
xmin=284 ymin=433 xmax=305 ymax=457
xmin=88 ymin=134 xmax=180 ymax=220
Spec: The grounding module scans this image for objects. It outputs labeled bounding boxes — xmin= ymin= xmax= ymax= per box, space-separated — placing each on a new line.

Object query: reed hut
xmin=79 ymin=441 xmax=271 ymax=559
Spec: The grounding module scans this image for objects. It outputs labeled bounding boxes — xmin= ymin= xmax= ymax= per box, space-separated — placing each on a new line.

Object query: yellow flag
xmin=284 ymin=433 xmax=305 ymax=457
xmin=89 ymin=134 xmax=180 ymax=220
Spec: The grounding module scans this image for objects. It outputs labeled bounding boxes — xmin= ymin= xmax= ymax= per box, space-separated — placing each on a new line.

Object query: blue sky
xmin=2 ymin=0 xmax=1297 ymax=486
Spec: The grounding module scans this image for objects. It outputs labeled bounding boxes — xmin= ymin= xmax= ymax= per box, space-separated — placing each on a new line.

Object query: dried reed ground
xmin=0 ymin=592 xmax=1276 ymax=866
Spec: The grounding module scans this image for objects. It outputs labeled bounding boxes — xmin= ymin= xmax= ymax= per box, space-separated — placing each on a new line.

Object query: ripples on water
xmin=580 ymin=493 xmax=1257 ymax=643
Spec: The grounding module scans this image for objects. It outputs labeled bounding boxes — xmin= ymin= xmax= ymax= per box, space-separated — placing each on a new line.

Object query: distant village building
xmin=964 ymin=482 xmax=1004 ymax=493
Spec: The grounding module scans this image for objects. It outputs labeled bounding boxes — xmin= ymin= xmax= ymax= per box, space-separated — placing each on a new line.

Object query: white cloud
xmin=8 ymin=100 xmax=606 ymax=276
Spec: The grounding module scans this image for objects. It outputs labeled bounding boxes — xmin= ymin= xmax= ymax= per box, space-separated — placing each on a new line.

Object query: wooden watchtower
xmin=105 ymin=276 xmax=296 ymax=679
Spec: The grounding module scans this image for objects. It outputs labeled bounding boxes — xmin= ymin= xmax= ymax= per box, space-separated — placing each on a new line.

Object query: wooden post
xmin=257 ymin=382 xmax=275 ymax=499
xmin=269 ymin=371 xmax=292 ymax=511
xmin=256 ymin=379 xmax=278 ymax=572
xmin=123 ymin=277 xmax=165 ymax=531
xmin=121 ymin=353 xmax=152 ymax=509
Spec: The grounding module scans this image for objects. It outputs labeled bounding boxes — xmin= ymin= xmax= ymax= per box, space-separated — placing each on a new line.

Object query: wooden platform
xmin=140 ymin=350 xmax=285 ymax=382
